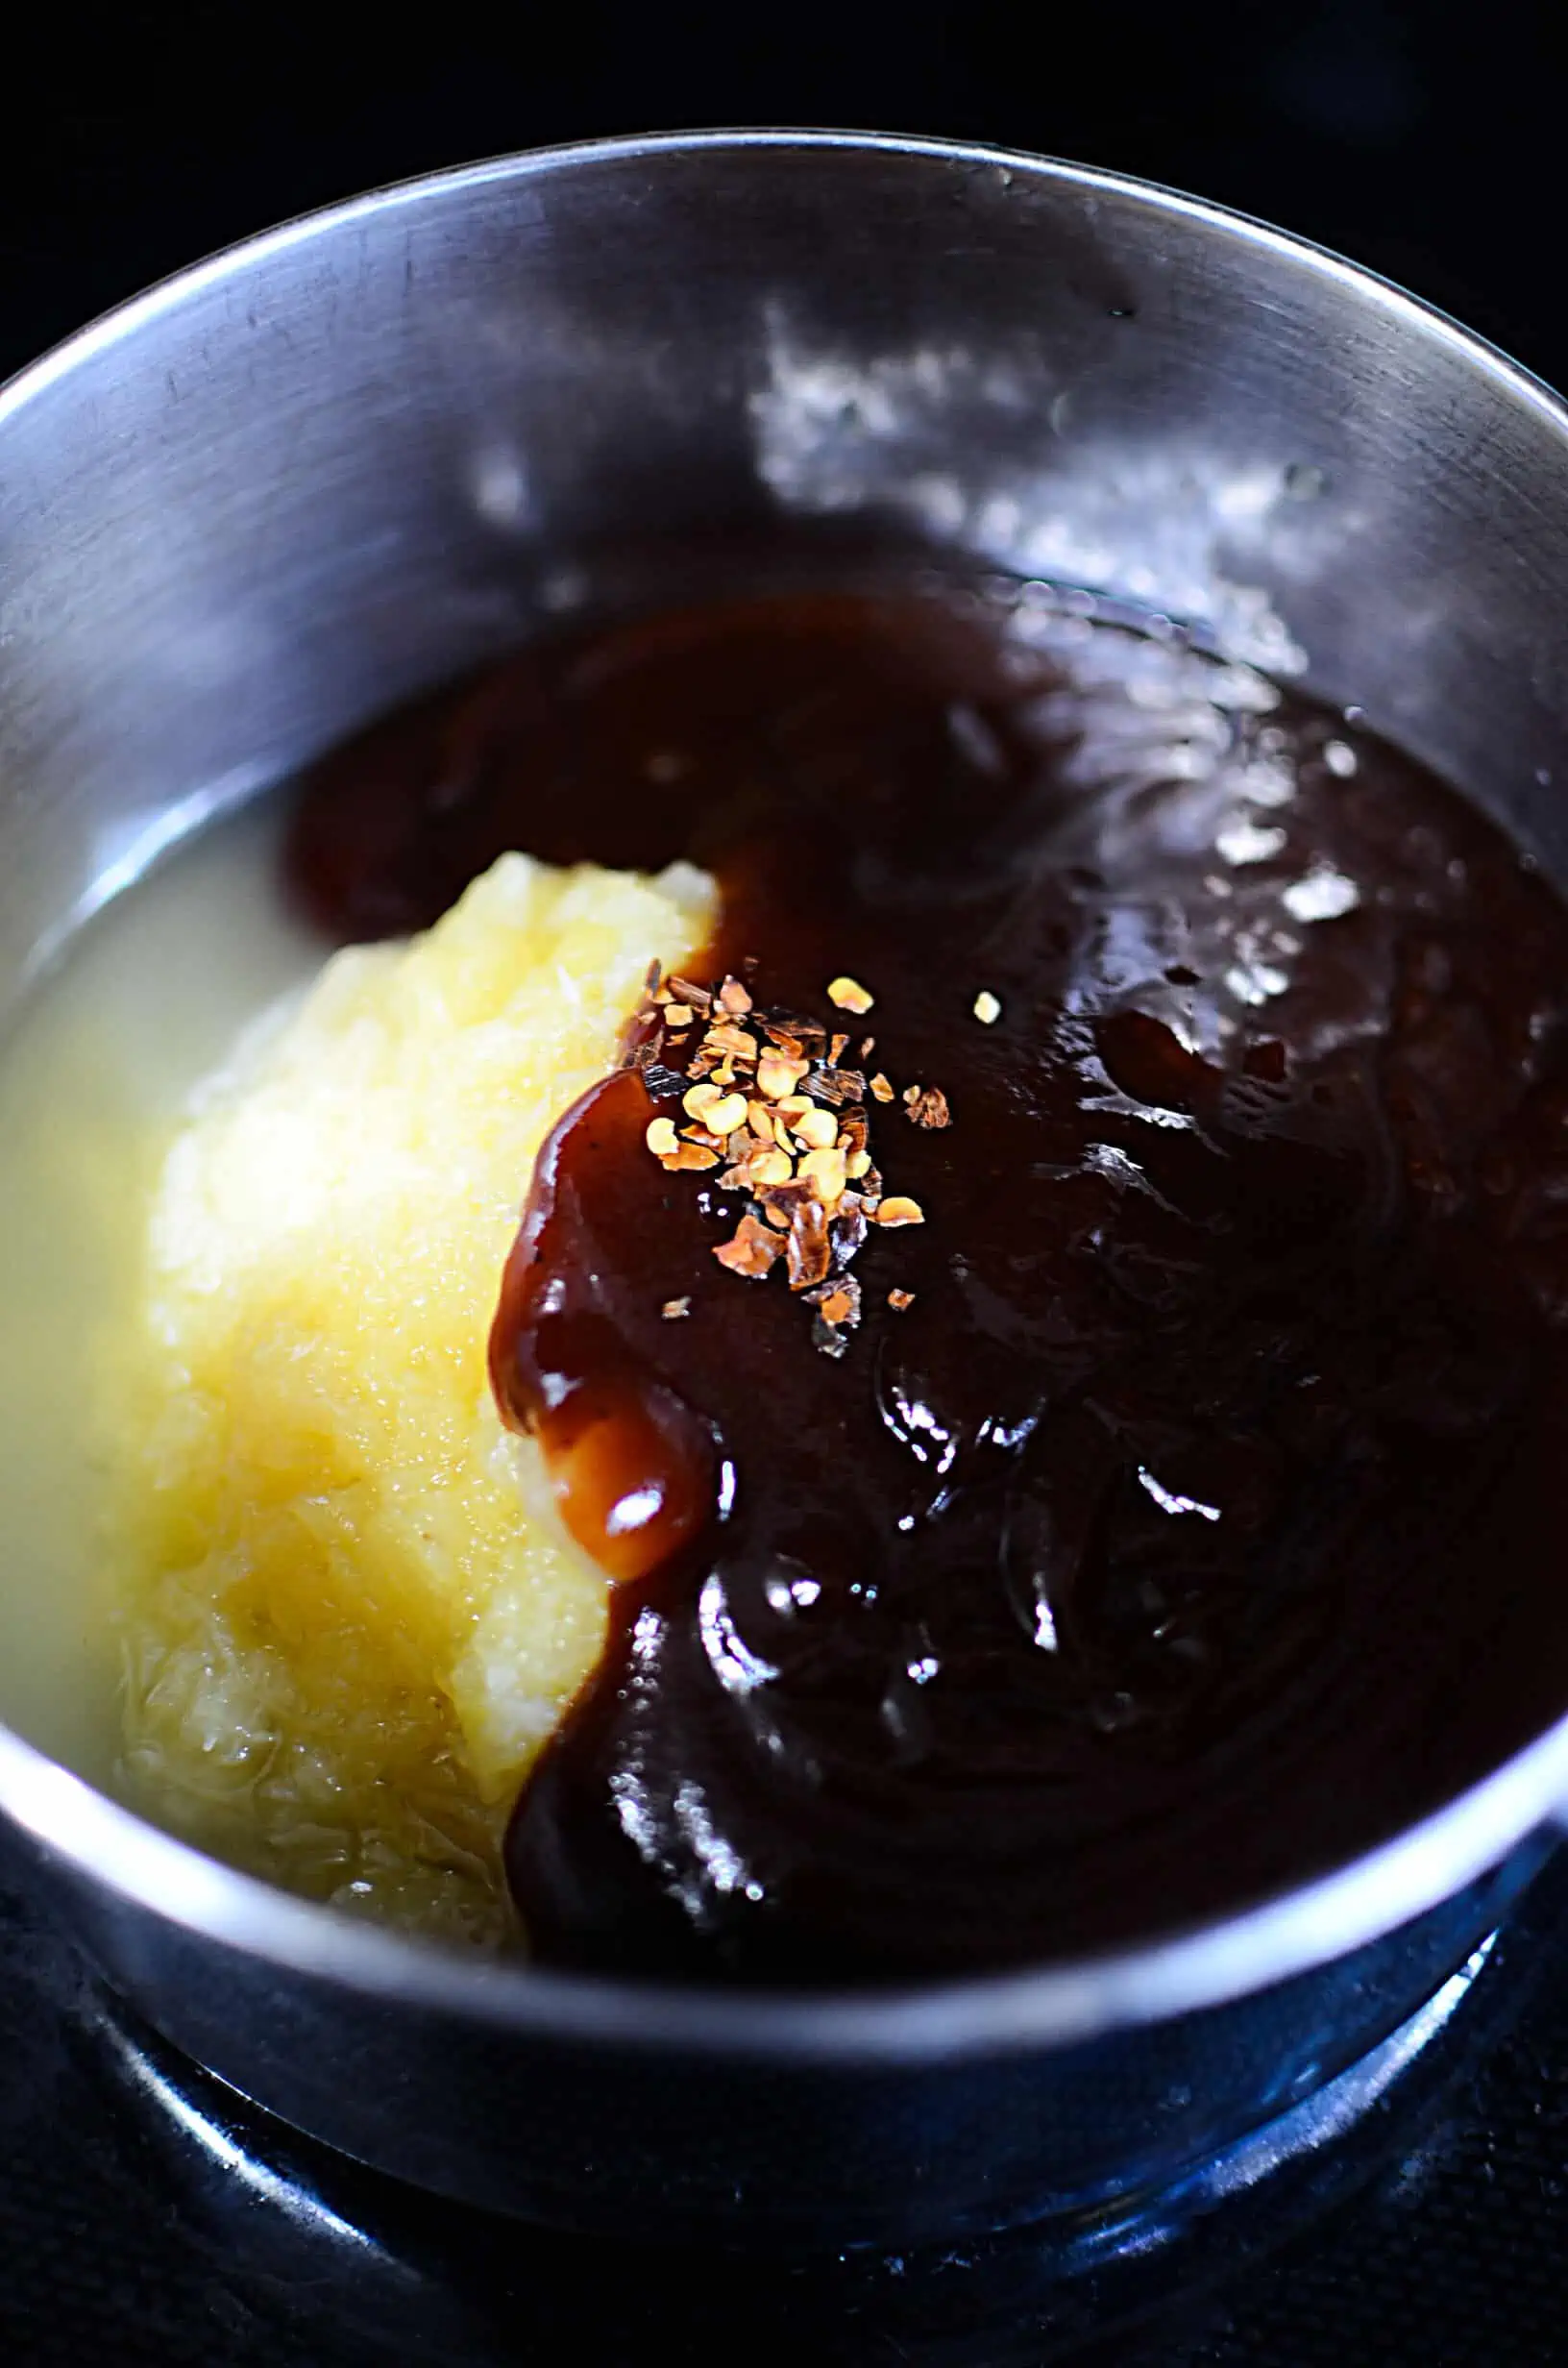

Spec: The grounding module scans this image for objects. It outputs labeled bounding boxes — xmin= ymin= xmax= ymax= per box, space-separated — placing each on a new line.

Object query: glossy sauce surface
xmin=290 ymin=588 xmax=1568 ymax=1982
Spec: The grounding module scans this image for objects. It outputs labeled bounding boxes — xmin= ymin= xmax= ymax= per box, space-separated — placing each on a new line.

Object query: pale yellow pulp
xmin=109 ymin=849 xmax=714 ymax=1945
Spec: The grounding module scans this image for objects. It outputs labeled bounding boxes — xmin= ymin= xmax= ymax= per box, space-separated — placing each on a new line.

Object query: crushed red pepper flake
xmin=754 ymin=1173 xmax=811 ymax=1207
xmin=714 ymin=1212 xmax=786 ymax=1278
xmin=785 ymin=1197 xmax=832 ymax=1291
xmin=720 ymin=1147 xmax=793 ymax=1190
xmin=806 ymin=1066 xmax=865 ymax=1109
xmin=804 ymin=1271 xmax=863 ymax=1357
xmin=906 ymin=1086 xmax=951 ymax=1130
xmin=636 ymin=967 xmax=948 ymax=1352
xmin=830 ymin=1196 xmax=870 ymax=1265
xmin=807 ymin=1277 xmax=861 ymax=1326
xmin=875 ymin=1196 xmax=925 ymax=1226
xmin=636 ymin=1052 xmax=691 ymax=1098
xmin=757 ymin=1050 xmax=809 ymax=1099
xmin=706 ymin=1021 xmax=760 ymax=1064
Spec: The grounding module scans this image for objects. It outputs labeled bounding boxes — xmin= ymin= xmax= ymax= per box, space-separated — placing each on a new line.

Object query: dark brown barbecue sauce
xmin=287 ymin=584 xmax=1568 ymax=1984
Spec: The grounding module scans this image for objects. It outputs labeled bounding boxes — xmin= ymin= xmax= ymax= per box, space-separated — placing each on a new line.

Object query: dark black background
xmin=5 ymin=4 xmax=1568 ymax=2359
xmin=0 ymin=2 xmax=1560 ymax=395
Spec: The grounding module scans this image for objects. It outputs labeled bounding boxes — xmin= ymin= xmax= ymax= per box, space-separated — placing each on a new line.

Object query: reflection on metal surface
xmin=1180 ymin=1934 xmax=1497 ymax=2204
xmin=104 ymin=2019 xmax=385 ymax=2256
xmin=70 ymin=1911 xmax=1520 ymax=2366
xmin=751 ymin=307 xmax=1312 ymax=676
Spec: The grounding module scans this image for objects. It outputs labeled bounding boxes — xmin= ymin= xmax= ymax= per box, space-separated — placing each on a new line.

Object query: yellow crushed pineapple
xmin=110 ymin=851 xmax=716 ymax=1946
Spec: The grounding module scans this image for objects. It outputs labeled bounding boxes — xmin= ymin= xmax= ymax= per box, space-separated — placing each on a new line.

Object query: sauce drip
xmin=289 ymin=587 xmax=1568 ymax=1983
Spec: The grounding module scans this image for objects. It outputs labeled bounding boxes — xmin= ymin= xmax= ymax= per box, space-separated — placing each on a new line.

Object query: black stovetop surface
xmin=5 ymin=5 xmax=1567 ymax=2356
xmin=6 ymin=1816 xmax=1568 ymax=2367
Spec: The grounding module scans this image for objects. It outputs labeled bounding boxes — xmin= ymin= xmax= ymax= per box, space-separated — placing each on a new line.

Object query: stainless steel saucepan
xmin=4 ymin=133 xmax=1568 ymax=2247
